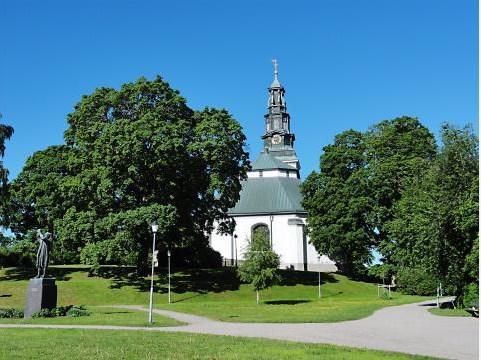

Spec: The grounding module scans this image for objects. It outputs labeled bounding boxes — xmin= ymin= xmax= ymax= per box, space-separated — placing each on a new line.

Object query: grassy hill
xmin=0 ymin=265 xmax=426 ymax=323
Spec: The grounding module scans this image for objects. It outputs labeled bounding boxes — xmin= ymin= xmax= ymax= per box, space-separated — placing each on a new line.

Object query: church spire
xmin=261 ymin=59 xmax=300 ymax=170
xmin=262 ymin=59 xmax=296 ymax=155
xmin=271 ymin=59 xmax=281 ymax=88
xmin=268 ymin=59 xmax=285 ymax=108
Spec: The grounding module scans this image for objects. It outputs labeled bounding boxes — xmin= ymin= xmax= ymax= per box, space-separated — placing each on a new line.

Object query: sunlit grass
xmin=0 ymin=266 xmax=427 ymax=323
xmin=0 ymin=329 xmax=437 ymax=360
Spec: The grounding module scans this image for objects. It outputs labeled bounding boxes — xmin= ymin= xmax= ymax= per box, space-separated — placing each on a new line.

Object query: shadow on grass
xmin=264 ymin=300 xmax=311 ymax=305
xmin=103 ymin=311 xmax=130 ymax=314
xmin=2 ymin=266 xmax=340 ymax=297
xmin=278 ymin=269 xmax=338 ymax=287
xmin=172 ymin=294 xmax=203 ymax=303
xmin=1 ymin=266 xmax=87 ymax=282
xmin=315 ymin=291 xmax=344 ymax=299
xmin=97 ymin=267 xmax=241 ymax=295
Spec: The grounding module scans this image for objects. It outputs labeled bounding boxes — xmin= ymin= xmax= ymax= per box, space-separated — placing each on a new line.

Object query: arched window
xmin=251 ymin=223 xmax=270 ymax=244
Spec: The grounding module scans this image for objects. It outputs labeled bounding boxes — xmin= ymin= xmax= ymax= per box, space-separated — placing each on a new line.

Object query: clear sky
xmin=1 ymin=0 xmax=478 ymax=180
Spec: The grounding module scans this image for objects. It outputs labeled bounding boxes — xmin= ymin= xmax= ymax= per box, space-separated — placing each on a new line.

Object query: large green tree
xmin=8 ymin=76 xmax=249 ymax=272
xmin=364 ymin=116 xmax=437 ymax=261
xmin=0 ymin=114 xmax=14 ymax=186
xmin=387 ymin=124 xmax=478 ymax=299
xmin=0 ymin=114 xmax=14 ymax=225
xmin=302 ymin=117 xmax=438 ymax=277
xmin=301 ymin=130 xmax=373 ymax=276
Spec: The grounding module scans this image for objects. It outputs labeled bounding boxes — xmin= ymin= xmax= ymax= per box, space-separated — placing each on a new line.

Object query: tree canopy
xmin=0 ymin=113 xmax=14 ymax=224
xmin=302 ymin=117 xmax=478 ymax=304
xmin=386 ymin=124 xmax=478 ymax=300
xmin=301 ymin=129 xmax=373 ymax=276
xmin=364 ymin=116 xmax=437 ymax=253
xmin=0 ymin=115 xmax=14 ymax=183
xmin=5 ymin=76 xmax=250 ymax=272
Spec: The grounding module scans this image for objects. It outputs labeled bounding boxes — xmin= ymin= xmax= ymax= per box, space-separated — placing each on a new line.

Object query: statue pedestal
xmin=24 ymin=278 xmax=57 ymax=318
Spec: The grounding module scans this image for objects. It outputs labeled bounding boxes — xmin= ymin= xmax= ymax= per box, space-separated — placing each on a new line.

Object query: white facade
xmin=210 ymin=214 xmax=336 ymax=272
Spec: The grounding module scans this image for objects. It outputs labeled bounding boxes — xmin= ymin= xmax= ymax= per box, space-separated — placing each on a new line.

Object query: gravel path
xmin=1 ymin=298 xmax=477 ymax=360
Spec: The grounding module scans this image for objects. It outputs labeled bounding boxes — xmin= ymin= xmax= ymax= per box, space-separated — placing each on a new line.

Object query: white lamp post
xmin=167 ymin=249 xmax=171 ymax=304
xmin=317 ymin=255 xmax=322 ymax=298
xmin=148 ymin=221 xmax=159 ymax=324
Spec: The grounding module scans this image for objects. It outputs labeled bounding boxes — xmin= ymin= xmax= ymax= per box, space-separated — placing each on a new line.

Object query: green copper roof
xmin=251 ymin=152 xmax=294 ymax=171
xmin=229 ymin=177 xmax=306 ymax=215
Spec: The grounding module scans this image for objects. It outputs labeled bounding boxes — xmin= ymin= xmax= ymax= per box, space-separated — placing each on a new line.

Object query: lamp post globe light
xmin=148 ymin=221 xmax=158 ymax=324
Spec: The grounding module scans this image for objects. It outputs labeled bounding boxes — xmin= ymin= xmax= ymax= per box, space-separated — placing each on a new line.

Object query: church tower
xmin=209 ymin=60 xmax=337 ymax=273
xmin=262 ymin=59 xmax=300 ymax=170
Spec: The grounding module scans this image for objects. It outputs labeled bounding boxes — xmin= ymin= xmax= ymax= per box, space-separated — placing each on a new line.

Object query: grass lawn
xmin=0 ymin=306 xmax=182 ymax=327
xmin=428 ymin=307 xmax=473 ymax=317
xmin=0 ymin=328 xmax=436 ymax=360
xmin=0 ymin=265 xmax=427 ymax=323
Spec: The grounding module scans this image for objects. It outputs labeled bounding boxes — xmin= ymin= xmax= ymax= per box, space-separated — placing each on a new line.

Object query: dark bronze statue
xmin=35 ymin=229 xmax=52 ymax=278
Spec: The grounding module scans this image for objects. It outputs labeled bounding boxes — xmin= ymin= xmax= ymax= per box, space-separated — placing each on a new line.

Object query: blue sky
xmin=1 ymin=0 xmax=478 ymax=180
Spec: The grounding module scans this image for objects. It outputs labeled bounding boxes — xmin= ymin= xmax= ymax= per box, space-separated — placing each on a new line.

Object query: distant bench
xmin=377 ymin=284 xmax=395 ymax=298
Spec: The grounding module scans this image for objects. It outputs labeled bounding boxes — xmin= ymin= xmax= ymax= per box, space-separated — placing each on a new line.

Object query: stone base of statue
xmin=24 ymin=278 xmax=57 ymax=318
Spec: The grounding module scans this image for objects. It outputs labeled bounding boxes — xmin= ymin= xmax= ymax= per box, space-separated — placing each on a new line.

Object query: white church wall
xmin=210 ymin=214 xmax=337 ymax=272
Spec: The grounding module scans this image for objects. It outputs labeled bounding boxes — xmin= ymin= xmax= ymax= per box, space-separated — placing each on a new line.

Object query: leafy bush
xmin=396 ymin=267 xmax=437 ymax=295
xmin=32 ymin=308 xmax=56 ymax=318
xmin=0 ymin=308 xmax=24 ymax=318
xmin=66 ymin=305 xmax=90 ymax=317
xmin=31 ymin=305 xmax=90 ymax=318
xmin=158 ymin=246 xmax=222 ymax=269
xmin=368 ymin=263 xmax=395 ymax=283
xmin=0 ymin=246 xmax=15 ymax=267
xmin=0 ymin=238 xmax=37 ymax=268
xmin=463 ymin=283 xmax=479 ymax=308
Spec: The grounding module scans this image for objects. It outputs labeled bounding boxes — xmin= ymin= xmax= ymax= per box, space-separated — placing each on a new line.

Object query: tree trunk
xmin=338 ymin=258 xmax=353 ymax=278
xmin=256 ymin=289 xmax=259 ymax=305
xmin=136 ymin=240 xmax=149 ymax=276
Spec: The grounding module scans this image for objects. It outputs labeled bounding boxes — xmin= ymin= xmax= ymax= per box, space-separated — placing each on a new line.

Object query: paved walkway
xmin=1 ymin=298 xmax=478 ymax=360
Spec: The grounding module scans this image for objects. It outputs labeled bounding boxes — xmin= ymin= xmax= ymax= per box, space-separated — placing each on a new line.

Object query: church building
xmin=210 ymin=61 xmax=336 ymax=272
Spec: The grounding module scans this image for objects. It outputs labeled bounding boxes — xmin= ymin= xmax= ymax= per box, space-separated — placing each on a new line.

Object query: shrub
xmin=0 ymin=308 xmax=24 ymax=318
xmin=31 ymin=305 xmax=90 ymax=318
xmin=158 ymin=246 xmax=222 ymax=268
xmin=32 ymin=308 xmax=56 ymax=318
xmin=463 ymin=283 xmax=479 ymax=308
xmin=67 ymin=305 xmax=89 ymax=317
xmin=396 ymin=267 xmax=437 ymax=295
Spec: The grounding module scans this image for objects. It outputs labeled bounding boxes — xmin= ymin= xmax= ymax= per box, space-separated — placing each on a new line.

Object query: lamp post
xmin=167 ymin=249 xmax=171 ymax=304
xmin=234 ymin=234 xmax=238 ymax=267
xmin=317 ymin=255 xmax=322 ymax=299
xmin=269 ymin=214 xmax=274 ymax=248
xmin=148 ymin=221 xmax=159 ymax=324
